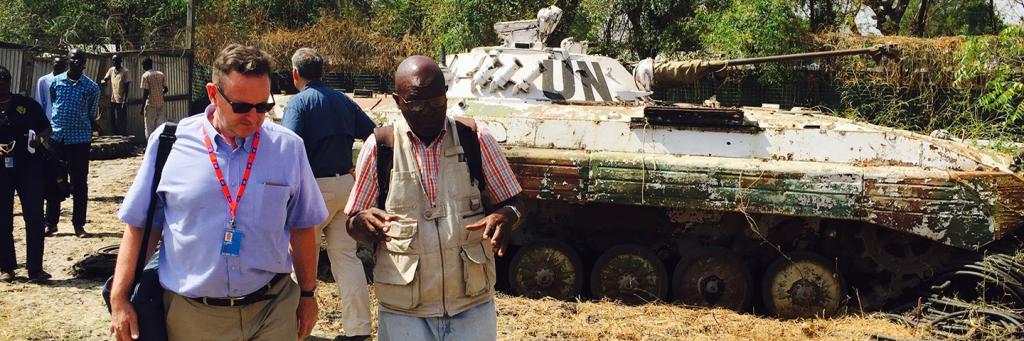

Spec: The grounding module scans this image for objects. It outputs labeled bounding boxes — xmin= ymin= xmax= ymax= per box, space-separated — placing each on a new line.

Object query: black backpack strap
xmin=374 ymin=127 xmax=393 ymax=210
xmin=454 ymin=118 xmax=486 ymax=193
xmin=132 ymin=122 xmax=177 ymax=283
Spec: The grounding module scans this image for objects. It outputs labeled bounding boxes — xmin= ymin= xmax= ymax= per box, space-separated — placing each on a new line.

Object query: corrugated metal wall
xmin=0 ymin=47 xmax=26 ymax=95
xmin=115 ymin=52 xmax=192 ymax=142
xmin=2 ymin=43 xmax=193 ymax=142
xmin=28 ymin=58 xmax=52 ymax=99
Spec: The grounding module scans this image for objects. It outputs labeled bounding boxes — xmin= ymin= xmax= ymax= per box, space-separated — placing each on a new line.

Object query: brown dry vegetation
xmin=0 ymin=155 xmax=927 ymax=340
xmin=196 ymin=10 xmax=428 ymax=74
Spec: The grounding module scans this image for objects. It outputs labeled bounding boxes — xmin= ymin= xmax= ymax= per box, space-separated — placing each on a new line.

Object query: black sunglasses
xmin=217 ymin=86 xmax=276 ymax=114
xmin=393 ymin=93 xmax=446 ymax=112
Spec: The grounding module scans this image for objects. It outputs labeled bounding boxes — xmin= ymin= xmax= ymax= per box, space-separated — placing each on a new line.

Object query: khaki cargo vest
xmin=373 ymin=117 xmax=495 ymax=317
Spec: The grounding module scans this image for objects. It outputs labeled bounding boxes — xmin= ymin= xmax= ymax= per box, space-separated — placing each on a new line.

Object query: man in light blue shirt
xmin=109 ymin=44 xmax=328 ymax=341
xmin=34 ymin=56 xmax=67 ymax=122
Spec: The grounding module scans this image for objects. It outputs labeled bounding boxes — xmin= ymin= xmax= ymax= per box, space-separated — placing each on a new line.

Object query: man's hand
xmin=348 ymin=208 xmax=397 ymax=243
xmin=109 ymin=298 xmax=139 ymax=341
xmin=296 ymin=296 xmax=318 ymax=340
xmin=465 ymin=208 xmax=517 ymax=256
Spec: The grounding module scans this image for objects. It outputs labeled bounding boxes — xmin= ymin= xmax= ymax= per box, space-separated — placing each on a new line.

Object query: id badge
xmin=3 ymin=157 xmax=13 ymax=169
xmin=221 ymin=228 xmax=244 ymax=257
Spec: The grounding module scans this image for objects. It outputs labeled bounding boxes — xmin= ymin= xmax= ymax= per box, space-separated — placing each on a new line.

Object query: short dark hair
xmin=212 ymin=44 xmax=273 ymax=87
xmin=142 ymin=58 xmax=153 ymax=69
xmin=290 ymin=48 xmax=324 ymax=80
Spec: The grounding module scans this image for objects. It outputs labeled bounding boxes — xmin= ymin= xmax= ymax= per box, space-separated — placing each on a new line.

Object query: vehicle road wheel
xmin=673 ymin=246 xmax=753 ymax=311
xmin=508 ymin=240 xmax=584 ymax=300
xmin=761 ymin=251 xmax=847 ymax=319
xmin=590 ymin=244 xmax=669 ymax=304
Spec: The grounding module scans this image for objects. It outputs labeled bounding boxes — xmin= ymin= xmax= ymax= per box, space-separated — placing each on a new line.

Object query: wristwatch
xmin=300 ymin=290 xmax=315 ymax=298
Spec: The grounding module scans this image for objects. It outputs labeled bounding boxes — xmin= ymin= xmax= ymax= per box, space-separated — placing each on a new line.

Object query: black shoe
xmin=44 ymin=225 xmax=58 ymax=237
xmin=0 ymin=271 xmax=14 ymax=282
xmin=74 ymin=226 xmax=88 ymax=238
xmin=28 ymin=270 xmax=51 ymax=283
xmin=334 ymin=335 xmax=370 ymax=341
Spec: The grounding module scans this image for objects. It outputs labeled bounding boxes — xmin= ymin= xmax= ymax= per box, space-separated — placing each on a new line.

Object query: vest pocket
xmin=373 ymin=252 xmax=421 ymax=310
xmin=460 ymin=197 xmax=486 ymax=242
xmin=460 ymin=242 xmax=492 ymax=297
xmin=383 ymin=218 xmax=417 ymax=253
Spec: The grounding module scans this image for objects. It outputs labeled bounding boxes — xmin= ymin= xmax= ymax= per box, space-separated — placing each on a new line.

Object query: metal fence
xmin=1 ymin=42 xmax=194 ymax=143
xmin=113 ymin=51 xmax=193 ymax=141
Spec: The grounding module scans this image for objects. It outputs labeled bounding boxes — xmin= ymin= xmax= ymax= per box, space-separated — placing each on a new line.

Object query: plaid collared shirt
xmin=344 ymin=125 xmax=522 ymax=216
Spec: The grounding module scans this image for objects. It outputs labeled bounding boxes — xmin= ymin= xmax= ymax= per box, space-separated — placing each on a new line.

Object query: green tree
xmin=0 ymin=0 xmax=188 ymax=50
xmin=694 ymin=0 xmax=809 ymax=84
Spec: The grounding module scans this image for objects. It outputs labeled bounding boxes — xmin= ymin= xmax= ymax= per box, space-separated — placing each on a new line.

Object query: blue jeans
xmin=378 ymin=299 xmax=496 ymax=341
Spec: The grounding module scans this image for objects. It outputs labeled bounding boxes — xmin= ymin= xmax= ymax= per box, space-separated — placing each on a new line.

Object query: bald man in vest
xmin=345 ymin=56 xmax=523 ymax=340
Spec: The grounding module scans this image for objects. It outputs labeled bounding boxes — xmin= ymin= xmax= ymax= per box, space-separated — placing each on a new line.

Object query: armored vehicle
xmin=280 ymin=6 xmax=1024 ymax=320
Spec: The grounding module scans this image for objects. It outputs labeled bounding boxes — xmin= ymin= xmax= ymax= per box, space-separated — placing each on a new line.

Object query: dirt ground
xmin=0 ymin=154 xmax=929 ymax=340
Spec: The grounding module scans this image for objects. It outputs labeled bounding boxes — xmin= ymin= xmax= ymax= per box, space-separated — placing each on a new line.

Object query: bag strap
xmin=374 ymin=119 xmax=485 ymax=209
xmin=132 ymin=122 xmax=178 ymax=284
xmin=374 ymin=127 xmax=393 ymax=210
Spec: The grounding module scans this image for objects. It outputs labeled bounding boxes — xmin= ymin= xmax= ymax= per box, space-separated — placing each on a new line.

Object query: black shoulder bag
xmin=101 ymin=122 xmax=178 ymax=341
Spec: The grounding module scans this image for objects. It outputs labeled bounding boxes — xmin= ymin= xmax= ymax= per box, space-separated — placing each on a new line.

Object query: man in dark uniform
xmin=0 ymin=65 xmax=52 ymax=283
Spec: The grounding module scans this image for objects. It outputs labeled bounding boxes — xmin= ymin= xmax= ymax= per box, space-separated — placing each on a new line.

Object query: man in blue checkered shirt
xmin=46 ymin=49 xmax=99 ymax=238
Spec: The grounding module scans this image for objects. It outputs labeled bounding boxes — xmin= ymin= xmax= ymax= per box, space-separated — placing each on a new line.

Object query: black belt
xmin=190 ymin=273 xmax=288 ymax=307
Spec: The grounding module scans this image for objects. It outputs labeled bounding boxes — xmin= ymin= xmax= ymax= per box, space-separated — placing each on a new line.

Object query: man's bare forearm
xmin=111 ymin=225 xmax=161 ymax=302
xmin=289 ymin=227 xmax=318 ymax=291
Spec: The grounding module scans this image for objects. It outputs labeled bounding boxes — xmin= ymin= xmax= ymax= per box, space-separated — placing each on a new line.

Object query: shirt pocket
xmin=256 ymin=182 xmax=291 ymax=230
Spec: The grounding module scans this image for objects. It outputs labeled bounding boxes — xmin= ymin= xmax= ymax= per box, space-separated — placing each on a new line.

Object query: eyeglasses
xmin=217 ymin=86 xmax=276 ymax=114
xmin=393 ymin=93 xmax=446 ymax=112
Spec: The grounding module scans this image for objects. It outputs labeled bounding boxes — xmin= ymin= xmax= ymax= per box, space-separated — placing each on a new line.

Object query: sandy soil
xmin=0 ymin=155 xmax=927 ymax=340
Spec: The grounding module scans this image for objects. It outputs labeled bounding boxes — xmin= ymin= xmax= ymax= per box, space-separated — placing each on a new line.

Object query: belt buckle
xmin=228 ymin=295 xmax=246 ymax=307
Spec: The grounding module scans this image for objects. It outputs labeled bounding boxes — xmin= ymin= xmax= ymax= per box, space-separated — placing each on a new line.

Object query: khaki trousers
xmin=163 ymin=276 xmax=299 ymax=341
xmin=143 ymin=104 xmax=166 ymax=139
xmin=315 ymin=174 xmax=372 ymax=336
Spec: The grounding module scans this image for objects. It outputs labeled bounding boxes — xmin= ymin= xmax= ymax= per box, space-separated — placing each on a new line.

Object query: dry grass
xmin=0 ymin=155 xmax=928 ymax=340
xmin=490 ymin=295 xmax=925 ymax=340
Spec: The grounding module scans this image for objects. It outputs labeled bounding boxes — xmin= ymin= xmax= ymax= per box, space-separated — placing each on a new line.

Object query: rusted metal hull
xmin=507 ymin=148 xmax=1024 ymax=251
xmin=274 ymin=93 xmax=1024 ymax=252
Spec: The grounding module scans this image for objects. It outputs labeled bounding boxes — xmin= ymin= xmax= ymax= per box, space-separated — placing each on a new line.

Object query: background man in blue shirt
xmin=109 ymin=44 xmax=328 ymax=341
xmin=47 ymin=49 xmax=99 ymax=238
xmin=34 ymin=56 xmax=67 ymax=122
xmin=282 ymin=47 xmax=376 ymax=341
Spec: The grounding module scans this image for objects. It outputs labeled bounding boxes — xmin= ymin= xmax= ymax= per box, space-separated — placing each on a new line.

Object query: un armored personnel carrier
xmin=280 ymin=6 xmax=1024 ymax=321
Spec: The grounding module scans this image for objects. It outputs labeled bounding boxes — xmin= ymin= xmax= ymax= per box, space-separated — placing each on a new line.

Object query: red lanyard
xmin=201 ymin=125 xmax=261 ymax=227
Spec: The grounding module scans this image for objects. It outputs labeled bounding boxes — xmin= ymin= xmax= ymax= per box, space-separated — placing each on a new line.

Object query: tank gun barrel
xmin=634 ymin=44 xmax=898 ymax=91
xmin=726 ymin=44 xmax=896 ymax=66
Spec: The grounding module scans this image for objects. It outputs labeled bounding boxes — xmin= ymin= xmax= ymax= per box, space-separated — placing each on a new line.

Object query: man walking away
xmin=34 ymin=56 xmax=68 ymax=122
xmin=346 ymin=56 xmax=525 ymax=341
xmin=109 ymin=44 xmax=327 ymax=341
xmin=282 ymin=47 xmax=376 ymax=341
xmin=101 ymin=54 xmax=130 ymax=136
xmin=0 ymin=65 xmax=53 ymax=283
xmin=36 ymin=56 xmax=70 ymax=238
xmin=47 ymin=49 xmax=99 ymax=238
xmin=140 ymin=57 xmax=168 ymax=139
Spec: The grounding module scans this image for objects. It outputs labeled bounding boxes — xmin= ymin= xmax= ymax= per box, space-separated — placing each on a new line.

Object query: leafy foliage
xmin=0 ymin=0 xmax=187 ymax=50
xmin=693 ymin=0 xmax=809 ymax=84
xmin=957 ymin=25 xmax=1024 ymax=127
